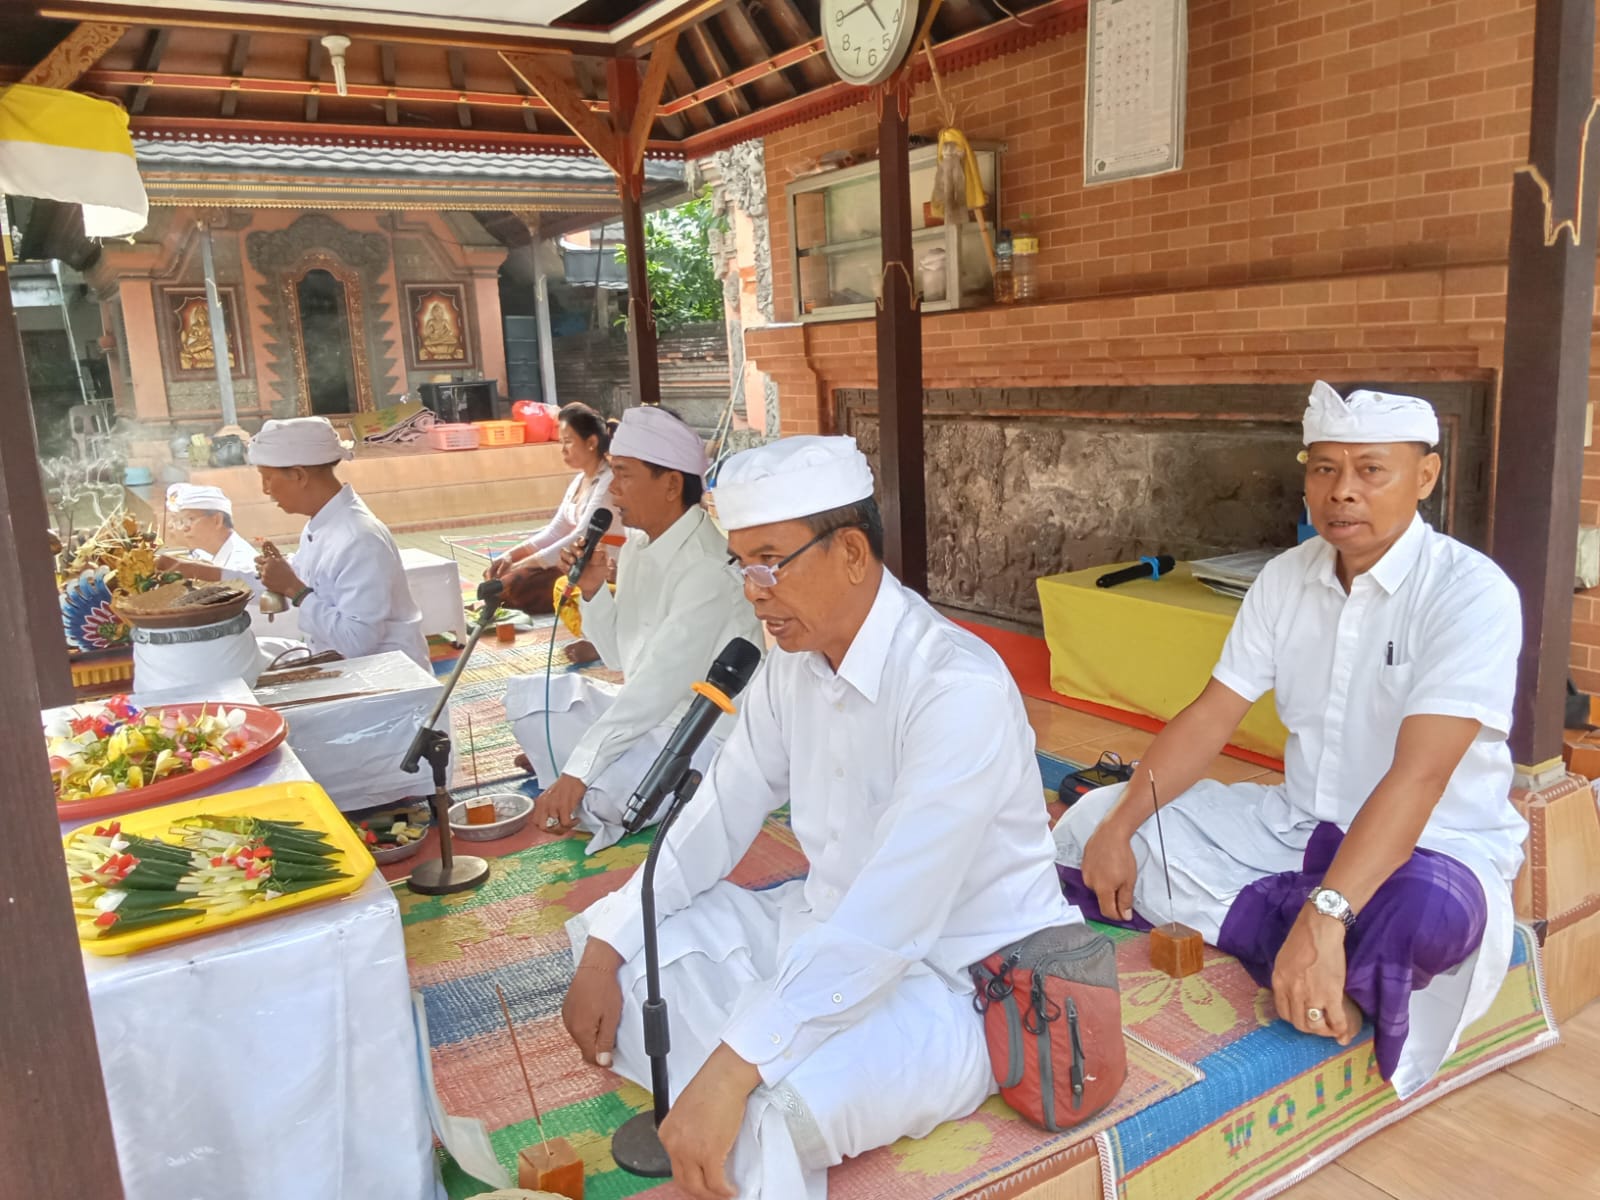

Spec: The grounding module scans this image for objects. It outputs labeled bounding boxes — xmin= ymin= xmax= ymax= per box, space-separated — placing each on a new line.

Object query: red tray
xmin=53 ymin=703 xmax=288 ymax=821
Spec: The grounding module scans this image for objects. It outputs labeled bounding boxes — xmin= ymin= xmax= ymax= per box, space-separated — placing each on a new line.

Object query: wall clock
xmin=823 ymin=0 xmax=920 ymax=88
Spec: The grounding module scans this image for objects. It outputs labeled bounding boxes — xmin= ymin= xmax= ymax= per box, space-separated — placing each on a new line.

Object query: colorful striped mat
xmin=400 ymin=753 xmax=1202 ymax=1200
xmin=399 ymin=746 xmax=1557 ymax=1200
xmin=1098 ymin=922 xmax=1556 ymax=1200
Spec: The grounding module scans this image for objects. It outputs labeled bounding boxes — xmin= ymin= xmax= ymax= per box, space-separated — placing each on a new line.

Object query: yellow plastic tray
xmin=64 ymin=781 xmax=376 ymax=956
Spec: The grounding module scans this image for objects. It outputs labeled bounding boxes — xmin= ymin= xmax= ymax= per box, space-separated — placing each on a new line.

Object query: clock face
xmin=823 ymin=0 xmax=919 ymax=88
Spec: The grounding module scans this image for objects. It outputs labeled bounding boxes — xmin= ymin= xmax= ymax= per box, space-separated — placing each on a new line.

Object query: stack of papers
xmin=1189 ymin=550 xmax=1282 ymax=599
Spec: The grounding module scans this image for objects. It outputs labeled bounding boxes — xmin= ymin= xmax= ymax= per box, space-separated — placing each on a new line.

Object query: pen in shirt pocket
xmin=1385 ymin=641 xmax=1395 ymax=666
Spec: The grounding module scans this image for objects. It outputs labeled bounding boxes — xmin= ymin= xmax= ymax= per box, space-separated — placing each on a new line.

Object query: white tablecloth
xmin=253 ymin=651 xmax=449 ymax=812
xmin=48 ymin=679 xmax=440 ymax=1200
xmin=247 ymin=547 xmax=465 ymax=643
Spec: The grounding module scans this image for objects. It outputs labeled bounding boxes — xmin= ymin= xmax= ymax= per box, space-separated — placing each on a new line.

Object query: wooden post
xmin=0 ymin=260 xmax=125 ymax=1195
xmin=197 ymin=219 xmax=238 ymax=428
xmin=609 ymin=58 xmax=662 ymax=410
xmin=875 ymin=90 xmax=927 ymax=593
xmin=1493 ymin=0 xmax=1600 ymax=771
xmin=0 ymin=264 xmax=74 ymax=706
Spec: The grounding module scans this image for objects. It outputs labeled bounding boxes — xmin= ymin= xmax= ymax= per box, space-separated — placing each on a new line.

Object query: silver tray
xmin=447 ymin=792 xmax=533 ymax=841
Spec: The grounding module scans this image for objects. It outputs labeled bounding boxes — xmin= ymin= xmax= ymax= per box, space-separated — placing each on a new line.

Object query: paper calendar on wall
xmin=1084 ymin=0 xmax=1188 ymax=186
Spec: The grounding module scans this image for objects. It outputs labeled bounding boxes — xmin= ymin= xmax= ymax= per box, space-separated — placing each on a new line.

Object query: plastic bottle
xmin=1011 ymin=214 xmax=1038 ymax=302
xmin=993 ymin=230 xmax=1015 ymax=305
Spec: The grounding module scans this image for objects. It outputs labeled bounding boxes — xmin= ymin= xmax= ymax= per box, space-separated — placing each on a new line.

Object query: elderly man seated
xmin=1055 ymin=382 xmax=1525 ymax=1099
xmin=158 ymin=483 xmax=257 ymax=578
xmin=506 ymin=406 xmax=761 ymax=853
xmin=247 ymin=417 xmax=428 ymax=669
xmin=561 ymin=437 xmax=1077 ymax=1199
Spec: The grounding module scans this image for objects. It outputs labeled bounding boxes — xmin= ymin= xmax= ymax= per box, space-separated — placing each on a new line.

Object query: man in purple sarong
xmin=1054 ymin=381 xmax=1527 ymax=1099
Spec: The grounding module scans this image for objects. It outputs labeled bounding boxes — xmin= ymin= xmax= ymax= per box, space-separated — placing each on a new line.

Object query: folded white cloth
xmin=711 ymin=435 xmax=876 ymax=530
xmin=609 ymin=406 xmax=707 ymax=476
xmin=166 ymin=483 xmax=232 ymax=515
xmin=248 ymin=417 xmax=354 ymax=467
xmin=1303 ymin=380 xmax=1439 ymax=447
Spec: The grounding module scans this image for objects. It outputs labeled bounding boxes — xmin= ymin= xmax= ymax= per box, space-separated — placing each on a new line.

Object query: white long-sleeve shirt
xmin=581 ymin=571 xmax=1077 ymax=1084
xmin=284 ymin=485 xmax=428 ymax=668
xmin=561 ymin=506 xmax=761 ymax=784
xmin=513 ymin=466 xmax=618 ymax=569
xmin=190 ymin=530 xmax=258 ymax=573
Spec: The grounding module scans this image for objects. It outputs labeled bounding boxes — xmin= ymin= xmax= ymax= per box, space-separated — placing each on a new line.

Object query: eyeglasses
xmin=727 ymin=528 xmax=841 ymax=589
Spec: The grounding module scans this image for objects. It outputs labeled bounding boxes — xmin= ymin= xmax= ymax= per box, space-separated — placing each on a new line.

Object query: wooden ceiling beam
xmin=685 ymin=23 xmax=748 ymax=119
xmin=501 ymin=51 xmax=622 ymax=172
xmin=219 ymin=32 xmax=251 ymax=116
xmin=666 ymin=58 xmax=715 ymax=132
xmin=20 ymin=21 xmax=127 ymax=90
xmin=379 ymin=43 xmax=399 ymax=125
xmin=658 ymin=36 xmax=821 ymax=118
xmin=129 ymin=27 xmax=171 ymax=116
xmin=761 ymin=0 xmax=835 ymax=89
xmin=627 ymin=31 xmax=679 ymax=177
xmin=715 ymin=5 xmax=796 ymax=106
xmin=447 ymin=48 xmax=473 ymax=128
xmin=304 ymin=36 xmax=323 ymax=121
xmin=83 ymin=67 xmax=613 ymax=115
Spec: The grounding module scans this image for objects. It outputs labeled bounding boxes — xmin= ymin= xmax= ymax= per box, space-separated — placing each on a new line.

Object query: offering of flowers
xmin=57 ymin=513 xmax=184 ymax=652
xmin=46 ymin=697 xmax=257 ymax=803
xmin=65 ymin=815 xmax=349 ymax=939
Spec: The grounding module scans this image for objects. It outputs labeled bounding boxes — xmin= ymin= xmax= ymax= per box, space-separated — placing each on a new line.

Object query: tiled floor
xmin=1023 ymin=695 xmax=1284 ymax=786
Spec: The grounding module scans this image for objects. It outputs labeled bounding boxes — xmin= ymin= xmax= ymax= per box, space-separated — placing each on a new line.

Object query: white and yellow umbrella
xmin=0 ymin=83 xmax=148 ymax=238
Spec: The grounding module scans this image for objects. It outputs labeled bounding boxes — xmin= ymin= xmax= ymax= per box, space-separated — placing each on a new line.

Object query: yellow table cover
xmin=1037 ymin=562 xmax=1288 ymax=758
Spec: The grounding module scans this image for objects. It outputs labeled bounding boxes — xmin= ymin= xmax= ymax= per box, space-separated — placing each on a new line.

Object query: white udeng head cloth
xmin=166 ymin=483 xmax=233 ymax=516
xmin=1302 ymin=380 xmax=1440 ymax=447
xmin=247 ymin=417 xmax=354 ymax=468
xmin=711 ymin=435 xmax=876 ymax=531
xmin=608 ymin=406 xmax=709 ymax=477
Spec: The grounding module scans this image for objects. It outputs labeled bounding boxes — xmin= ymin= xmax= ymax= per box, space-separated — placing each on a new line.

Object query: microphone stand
xmin=611 ymin=767 xmax=704 ymax=1178
xmin=399 ymin=580 xmax=502 ymax=895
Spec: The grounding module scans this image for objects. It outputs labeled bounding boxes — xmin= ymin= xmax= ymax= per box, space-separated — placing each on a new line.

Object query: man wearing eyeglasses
xmin=562 ymin=436 xmax=1076 ymax=1200
xmin=507 ymin=406 xmax=761 ymax=852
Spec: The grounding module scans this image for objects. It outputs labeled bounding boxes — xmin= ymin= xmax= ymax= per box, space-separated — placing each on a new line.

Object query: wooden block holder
xmin=517 ymin=1137 xmax=584 ymax=1199
xmin=1150 ymin=921 xmax=1205 ymax=977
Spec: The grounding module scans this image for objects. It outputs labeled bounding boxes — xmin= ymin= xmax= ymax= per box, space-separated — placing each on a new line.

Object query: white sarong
xmin=569 ymin=880 xmax=995 ymax=1199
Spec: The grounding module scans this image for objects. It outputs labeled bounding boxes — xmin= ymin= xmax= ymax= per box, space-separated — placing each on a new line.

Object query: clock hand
xmin=860 ymin=0 xmax=887 ymax=29
xmin=837 ymin=0 xmax=879 ymax=24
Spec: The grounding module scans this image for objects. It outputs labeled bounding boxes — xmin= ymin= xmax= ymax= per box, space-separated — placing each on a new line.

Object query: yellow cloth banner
xmin=0 ymin=84 xmax=147 ymax=238
xmin=1037 ymin=563 xmax=1288 ymax=758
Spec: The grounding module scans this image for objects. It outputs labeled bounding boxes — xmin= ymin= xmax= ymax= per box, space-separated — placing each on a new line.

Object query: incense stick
xmin=467 ymin=713 xmax=479 ymax=793
xmin=495 ymin=983 xmax=549 ymax=1147
xmin=1148 ymin=771 xmax=1175 ymax=913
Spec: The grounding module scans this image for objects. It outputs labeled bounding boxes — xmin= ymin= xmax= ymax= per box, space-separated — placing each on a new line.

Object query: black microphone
xmin=565 ymin=508 xmax=615 ymax=591
xmin=1096 ymin=554 xmax=1175 ymax=588
xmin=622 ymin=637 xmax=763 ymax=834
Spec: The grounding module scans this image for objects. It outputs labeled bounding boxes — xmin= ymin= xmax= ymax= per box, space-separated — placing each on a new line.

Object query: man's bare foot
xmin=513 ymin=753 xmax=534 ymax=774
xmin=564 ymin=639 xmax=599 ymax=664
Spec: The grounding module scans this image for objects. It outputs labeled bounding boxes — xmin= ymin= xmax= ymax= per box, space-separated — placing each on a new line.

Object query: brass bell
xmin=258 ymin=588 xmax=290 ymax=621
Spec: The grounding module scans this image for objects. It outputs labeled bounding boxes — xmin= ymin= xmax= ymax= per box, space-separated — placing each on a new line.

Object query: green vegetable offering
xmin=67 ymin=816 xmax=349 ymax=938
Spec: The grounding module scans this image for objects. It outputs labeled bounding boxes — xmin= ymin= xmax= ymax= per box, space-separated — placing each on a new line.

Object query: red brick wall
xmin=747 ymin=0 xmax=1600 ymax=690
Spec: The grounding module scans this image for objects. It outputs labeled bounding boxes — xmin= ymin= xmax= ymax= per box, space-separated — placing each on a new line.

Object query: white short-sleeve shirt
xmin=1212 ymin=514 xmax=1526 ymax=882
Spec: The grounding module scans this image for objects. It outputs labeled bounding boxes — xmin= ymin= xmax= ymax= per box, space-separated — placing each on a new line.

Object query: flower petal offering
xmin=45 ymin=700 xmax=288 ymax=818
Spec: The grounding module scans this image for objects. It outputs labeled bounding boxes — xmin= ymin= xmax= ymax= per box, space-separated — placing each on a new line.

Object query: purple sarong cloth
xmin=1058 ymin=823 xmax=1487 ymax=1080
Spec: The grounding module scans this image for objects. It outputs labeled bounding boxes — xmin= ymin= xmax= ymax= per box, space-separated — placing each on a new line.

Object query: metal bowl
xmin=448 ymin=792 xmax=534 ymax=841
xmin=370 ymin=836 xmax=425 ymax=866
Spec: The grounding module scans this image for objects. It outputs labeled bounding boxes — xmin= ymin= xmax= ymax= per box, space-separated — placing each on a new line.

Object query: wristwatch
xmin=1307 ymin=886 xmax=1356 ymax=930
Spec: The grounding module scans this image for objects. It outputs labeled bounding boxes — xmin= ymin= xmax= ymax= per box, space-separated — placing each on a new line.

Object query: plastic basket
xmin=473 ymin=420 xmax=526 ymax=447
xmin=426 ymin=423 xmax=480 ymax=451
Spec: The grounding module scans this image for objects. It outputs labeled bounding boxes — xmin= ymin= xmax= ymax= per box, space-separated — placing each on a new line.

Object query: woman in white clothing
xmin=491 ymin=403 xmax=619 ymax=615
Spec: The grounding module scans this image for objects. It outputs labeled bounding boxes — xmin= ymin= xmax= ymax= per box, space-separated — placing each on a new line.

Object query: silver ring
xmin=1306 ymin=1006 xmax=1324 ymax=1023
xmin=544 ymin=815 xmax=560 ymax=830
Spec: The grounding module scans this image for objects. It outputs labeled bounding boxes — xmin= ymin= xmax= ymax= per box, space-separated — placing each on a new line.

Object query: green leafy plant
xmin=615 ymin=188 xmax=726 ymax=333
